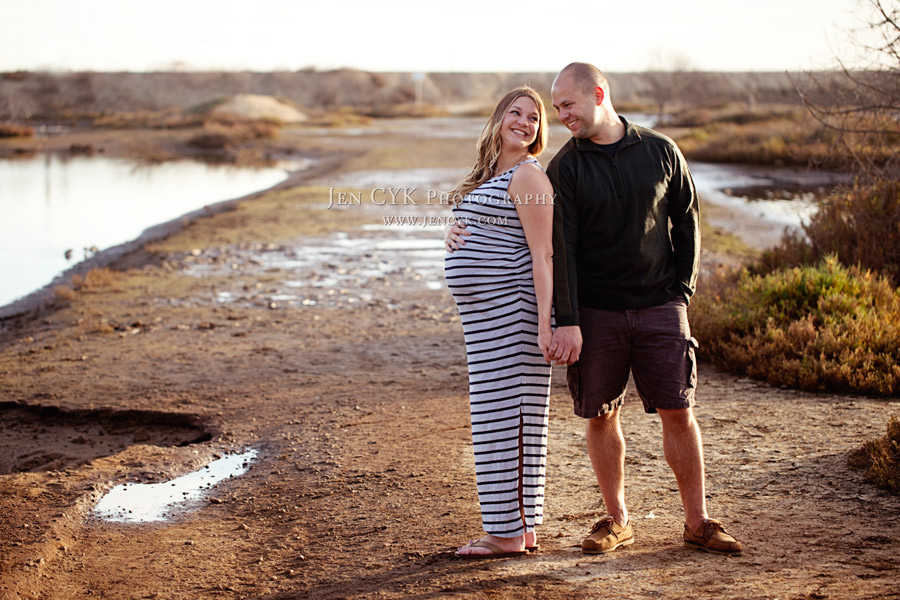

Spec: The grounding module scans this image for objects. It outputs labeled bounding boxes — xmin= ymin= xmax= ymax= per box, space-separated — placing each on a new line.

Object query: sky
xmin=0 ymin=0 xmax=876 ymax=73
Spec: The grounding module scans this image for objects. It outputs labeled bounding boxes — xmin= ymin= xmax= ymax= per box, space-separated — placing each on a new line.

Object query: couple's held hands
xmin=538 ymin=328 xmax=553 ymax=364
xmin=444 ymin=222 xmax=470 ymax=252
xmin=549 ymin=326 xmax=582 ymax=365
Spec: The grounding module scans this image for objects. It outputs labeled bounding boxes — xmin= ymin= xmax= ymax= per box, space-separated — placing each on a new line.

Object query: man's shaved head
xmin=557 ymin=62 xmax=609 ymax=98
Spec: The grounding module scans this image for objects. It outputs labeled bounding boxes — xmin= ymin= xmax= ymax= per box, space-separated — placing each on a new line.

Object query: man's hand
xmin=550 ymin=326 xmax=583 ymax=365
xmin=444 ymin=222 xmax=471 ymax=252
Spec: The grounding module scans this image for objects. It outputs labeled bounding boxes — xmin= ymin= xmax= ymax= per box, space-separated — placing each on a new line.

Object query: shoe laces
xmin=590 ymin=516 xmax=616 ymax=535
xmin=701 ymin=519 xmax=727 ymax=540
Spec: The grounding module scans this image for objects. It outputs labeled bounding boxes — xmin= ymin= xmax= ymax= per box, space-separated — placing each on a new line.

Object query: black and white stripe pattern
xmin=444 ymin=159 xmax=551 ymax=538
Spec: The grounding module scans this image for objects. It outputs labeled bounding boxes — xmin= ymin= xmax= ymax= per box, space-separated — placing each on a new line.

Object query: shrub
xmin=848 ymin=416 xmax=900 ymax=495
xmin=757 ymin=179 xmax=900 ymax=286
xmin=187 ymin=131 xmax=233 ymax=151
xmin=674 ymin=108 xmax=895 ymax=169
xmin=71 ymin=267 xmax=119 ymax=291
xmin=187 ymin=117 xmax=278 ymax=150
xmin=0 ymin=122 xmax=34 ymax=138
xmin=53 ymin=285 xmax=77 ymax=301
xmin=692 ymin=256 xmax=900 ymax=396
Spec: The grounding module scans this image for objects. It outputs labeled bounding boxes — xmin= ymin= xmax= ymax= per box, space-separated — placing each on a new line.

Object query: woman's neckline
xmin=491 ymin=156 xmax=535 ymax=178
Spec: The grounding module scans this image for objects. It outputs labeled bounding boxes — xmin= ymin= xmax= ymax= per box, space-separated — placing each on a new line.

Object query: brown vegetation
xmin=755 ymin=179 xmax=900 ymax=285
xmin=185 ymin=116 xmax=279 ymax=157
xmin=70 ymin=267 xmax=121 ymax=292
xmin=673 ymin=108 xmax=839 ymax=167
xmin=849 ymin=417 xmax=900 ymax=494
xmin=0 ymin=121 xmax=34 ymax=138
xmin=91 ymin=110 xmax=203 ymax=129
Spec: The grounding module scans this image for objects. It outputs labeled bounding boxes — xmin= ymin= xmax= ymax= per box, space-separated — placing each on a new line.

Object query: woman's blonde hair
xmin=449 ymin=85 xmax=548 ymax=203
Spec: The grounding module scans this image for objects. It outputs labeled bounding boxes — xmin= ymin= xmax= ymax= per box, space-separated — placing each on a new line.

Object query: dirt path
xmin=1 ymin=120 xmax=899 ymax=600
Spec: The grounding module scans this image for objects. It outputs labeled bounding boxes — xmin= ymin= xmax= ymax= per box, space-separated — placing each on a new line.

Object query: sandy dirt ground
xmin=1 ymin=119 xmax=899 ymax=600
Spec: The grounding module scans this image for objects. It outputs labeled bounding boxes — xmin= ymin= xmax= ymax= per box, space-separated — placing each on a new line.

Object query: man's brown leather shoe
xmin=683 ymin=519 xmax=743 ymax=556
xmin=582 ymin=516 xmax=634 ymax=554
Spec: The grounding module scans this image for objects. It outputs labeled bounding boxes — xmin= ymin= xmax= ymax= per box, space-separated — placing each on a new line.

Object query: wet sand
xmin=1 ymin=119 xmax=898 ymax=600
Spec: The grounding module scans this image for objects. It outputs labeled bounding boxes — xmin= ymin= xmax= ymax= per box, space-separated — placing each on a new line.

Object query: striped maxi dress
xmin=443 ymin=158 xmax=552 ymax=538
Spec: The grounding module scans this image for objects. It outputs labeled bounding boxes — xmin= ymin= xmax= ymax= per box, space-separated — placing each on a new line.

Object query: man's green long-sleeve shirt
xmin=547 ymin=117 xmax=700 ymax=326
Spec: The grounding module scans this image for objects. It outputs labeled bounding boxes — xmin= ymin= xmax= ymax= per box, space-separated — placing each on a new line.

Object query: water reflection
xmin=0 ymin=156 xmax=291 ymax=308
xmin=691 ymin=162 xmax=844 ymax=249
xmin=93 ymin=449 xmax=257 ymax=523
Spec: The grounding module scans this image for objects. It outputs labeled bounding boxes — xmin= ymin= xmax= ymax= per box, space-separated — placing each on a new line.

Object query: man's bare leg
xmin=657 ymin=407 xmax=708 ymax=531
xmin=586 ymin=406 xmax=628 ymax=526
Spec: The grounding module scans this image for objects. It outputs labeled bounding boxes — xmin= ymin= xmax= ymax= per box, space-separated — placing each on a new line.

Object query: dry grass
xmin=848 ymin=416 xmax=900 ymax=495
xmin=92 ymin=111 xmax=203 ymax=129
xmin=675 ymin=109 xmax=833 ymax=167
xmin=186 ymin=117 xmax=278 ymax=150
xmin=0 ymin=122 xmax=34 ymax=138
xmin=674 ymin=106 xmax=898 ymax=169
xmin=52 ymin=285 xmax=77 ymax=301
xmin=120 ymin=139 xmax=182 ymax=163
xmin=301 ymin=109 xmax=372 ymax=128
xmin=50 ymin=268 xmax=122 ymax=309
xmin=71 ymin=268 xmax=121 ymax=291
xmin=691 ymin=256 xmax=900 ymax=396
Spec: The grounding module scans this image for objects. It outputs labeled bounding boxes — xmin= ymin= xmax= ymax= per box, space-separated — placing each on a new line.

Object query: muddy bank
xmin=1 ymin=119 xmax=898 ymax=600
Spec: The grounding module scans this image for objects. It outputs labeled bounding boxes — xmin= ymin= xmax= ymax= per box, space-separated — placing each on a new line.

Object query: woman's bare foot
xmin=456 ymin=533 xmax=525 ymax=556
xmin=525 ymin=531 xmax=538 ymax=549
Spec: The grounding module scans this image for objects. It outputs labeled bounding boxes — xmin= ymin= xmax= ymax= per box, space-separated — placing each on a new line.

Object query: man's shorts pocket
xmin=686 ymin=336 xmax=699 ymax=391
xmin=567 ymin=362 xmax=581 ymax=402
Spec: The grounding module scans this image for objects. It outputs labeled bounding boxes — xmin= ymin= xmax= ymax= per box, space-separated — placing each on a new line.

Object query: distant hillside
xmin=0 ymin=69 xmax=804 ymax=121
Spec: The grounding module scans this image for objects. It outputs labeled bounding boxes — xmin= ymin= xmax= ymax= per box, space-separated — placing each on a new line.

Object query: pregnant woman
xmin=444 ymin=86 xmax=554 ymax=558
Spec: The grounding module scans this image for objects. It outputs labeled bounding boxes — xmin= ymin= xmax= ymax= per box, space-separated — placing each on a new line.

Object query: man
xmin=446 ymin=62 xmax=742 ymax=557
xmin=548 ymin=62 xmax=741 ymax=556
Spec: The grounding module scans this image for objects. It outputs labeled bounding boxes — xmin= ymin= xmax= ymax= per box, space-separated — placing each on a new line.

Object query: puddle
xmin=93 ymin=449 xmax=257 ymax=523
xmin=175 ymin=231 xmax=448 ymax=311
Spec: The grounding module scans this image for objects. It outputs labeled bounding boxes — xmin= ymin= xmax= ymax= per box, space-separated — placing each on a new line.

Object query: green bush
xmin=692 ymin=256 xmax=900 ymax=396
xmin=848 ymin=417 xmax=900 ymax=495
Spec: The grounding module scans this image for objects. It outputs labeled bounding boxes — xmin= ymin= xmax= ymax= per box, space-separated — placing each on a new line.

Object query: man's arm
xmin=547 ymin=154 xmax=583 ymax=365
xmin=548 ymin=156 xmax=580 ymax=327
xmin=668 ymin=145 xmax=700 ymax=303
